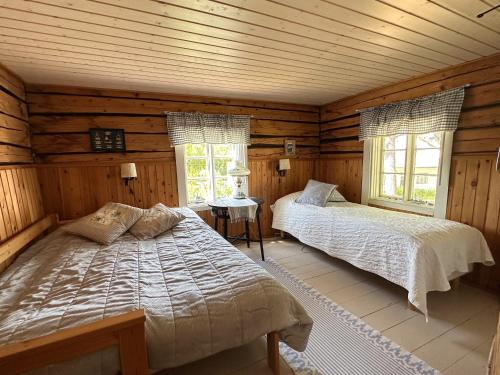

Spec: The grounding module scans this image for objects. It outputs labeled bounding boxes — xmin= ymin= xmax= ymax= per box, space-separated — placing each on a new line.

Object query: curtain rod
xmin=164 ymin=111 xmax=254 ymax=117
xmin=354 ymin=84 xmax=471 ymax=113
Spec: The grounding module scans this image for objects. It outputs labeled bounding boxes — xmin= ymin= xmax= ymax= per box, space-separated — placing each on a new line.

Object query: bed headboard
xmin=0 ymin=214 xmax=58 ymax=272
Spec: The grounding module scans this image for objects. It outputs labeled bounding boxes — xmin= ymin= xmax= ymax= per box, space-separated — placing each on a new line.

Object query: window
xmin=175 ymin=144 xmax=247 ymax=209
xmin=362 ymin=131 xmax=453 ymax=217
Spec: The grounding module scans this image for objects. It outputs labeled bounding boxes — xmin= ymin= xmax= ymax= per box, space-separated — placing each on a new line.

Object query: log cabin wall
xmin=0 ymin=64 xmax=45 ymax=271
xmin=318 ymin=53 xmax=500 ymax=292
xmin=28 ymin=85 xmax=319 ymax=237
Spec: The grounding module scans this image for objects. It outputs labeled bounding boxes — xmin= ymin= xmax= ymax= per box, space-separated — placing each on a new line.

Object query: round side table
xmin=208 ymin=197 xmax=265 ymax=261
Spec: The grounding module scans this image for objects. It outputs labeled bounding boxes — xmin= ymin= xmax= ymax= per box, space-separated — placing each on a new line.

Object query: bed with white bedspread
xmin=0 ymin=208 xmax=312 ymax=374
xmin=272 ymin=192 xmax=494 ymax=318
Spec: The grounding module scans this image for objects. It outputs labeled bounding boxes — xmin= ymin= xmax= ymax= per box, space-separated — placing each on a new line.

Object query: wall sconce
xmin=121 ymin=163 xmax=137 ymax=186
xmin=277 ymin=158 xmax=291 ymax=177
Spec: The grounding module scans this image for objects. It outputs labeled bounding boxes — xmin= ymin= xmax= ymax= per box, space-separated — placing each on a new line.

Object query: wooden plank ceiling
xmin=0 ymin=0 xmax=498 ymax=105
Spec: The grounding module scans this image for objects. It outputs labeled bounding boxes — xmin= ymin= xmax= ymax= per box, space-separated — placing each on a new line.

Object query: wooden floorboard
xmin=158 ymin=238 xmax=498 ymax=374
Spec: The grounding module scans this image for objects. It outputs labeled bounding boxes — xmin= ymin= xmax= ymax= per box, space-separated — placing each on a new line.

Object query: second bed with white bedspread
xmin=272 ymin=192 xmax=494 ymax=317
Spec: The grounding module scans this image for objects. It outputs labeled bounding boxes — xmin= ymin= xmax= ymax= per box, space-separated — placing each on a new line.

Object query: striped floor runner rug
xmin=259 ymin=258 xmax=440 ymax=375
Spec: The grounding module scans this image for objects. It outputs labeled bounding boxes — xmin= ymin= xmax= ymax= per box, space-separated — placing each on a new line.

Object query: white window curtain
xmin=359 ymin=87 xmax=465 ymax=140
xmin=166 ymin=112 xmax=251 ymax=146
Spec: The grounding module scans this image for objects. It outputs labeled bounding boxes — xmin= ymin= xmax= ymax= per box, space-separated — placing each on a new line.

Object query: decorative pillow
xmin=62 ymin=202 xmax=143 ymax=244
xmin=295 ymin=179 xmax=337 ymax=207
xmin=329 ymin=188 xmax=347 ymax=202
xmin=129 ymin=203 xmax=185 ymax=240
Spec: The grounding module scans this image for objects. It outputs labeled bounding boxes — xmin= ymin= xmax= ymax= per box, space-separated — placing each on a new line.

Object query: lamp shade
xmin=278 ymin=159 xmax=291 ymax=171
xmin=121 ymin=163 xmax=137 ymax=179
xmin=228 ymin=162 xmax=250 ymax=177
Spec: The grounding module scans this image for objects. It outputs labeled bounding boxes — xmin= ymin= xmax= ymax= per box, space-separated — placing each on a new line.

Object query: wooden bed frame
xmin=0 ymin=215 xmax=282 ymax=374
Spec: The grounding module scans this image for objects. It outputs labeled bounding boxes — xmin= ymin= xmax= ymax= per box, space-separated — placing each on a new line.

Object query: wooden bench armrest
xmin=0 ymin=309 xmax=148 ymax=375
xmin=0 ymin=214 xmax=58 ymax=267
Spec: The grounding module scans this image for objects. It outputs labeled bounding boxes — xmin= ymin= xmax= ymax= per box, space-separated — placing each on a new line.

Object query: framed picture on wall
xmin=89 ymin=128 xmax=126 ymax=152
xmin=284 ymin=139 xmax=296 ymax=155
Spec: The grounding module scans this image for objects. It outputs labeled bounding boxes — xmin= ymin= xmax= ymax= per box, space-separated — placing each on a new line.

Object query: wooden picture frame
xmin=284 ymin=139 xmax=296 ymax=156
xmin=89 ymin=128 xmax=126 ymax=153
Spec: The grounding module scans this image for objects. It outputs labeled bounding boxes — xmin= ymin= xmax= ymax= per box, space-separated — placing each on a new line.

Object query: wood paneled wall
xmin=29 ymin=85 xmax=319 ymax=236
xmin=318 ymin=53 xmax=500 ymax=292
xmin=27 ymin=85 xmax=319 ymax=162
xmin=315 ymin=156 xmax=363 ymax=203
xmin=0 ymin=64 xmax=31 ymax=164
xmin=0 ymin=64 xmax=45 ymax=271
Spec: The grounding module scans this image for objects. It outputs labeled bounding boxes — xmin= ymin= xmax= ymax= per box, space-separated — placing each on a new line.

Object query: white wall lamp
xmin=121 ymin=163 xmax=137 ymax=186
xmin=277 ymin=158 xmax=291 ymax=177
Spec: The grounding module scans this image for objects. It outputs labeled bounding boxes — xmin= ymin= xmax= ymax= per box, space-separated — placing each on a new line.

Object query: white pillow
xmin=295 ymin=179 xmax=337 ymax=207
xmin=62 ymin=202 xmax=143 ymax=244
xmin=129 ymin=203 xmax=185 ymax=240
xmin=329 ymin=189 xmax=347 ymax=202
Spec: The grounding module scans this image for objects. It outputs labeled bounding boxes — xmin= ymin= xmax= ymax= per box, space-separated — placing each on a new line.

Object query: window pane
xmin=382 ymin=150 xmax=406 ymax=173
xmin=212 ymin=144 xmax=232 ymax=157
xmin=381 ymin=174 xmax=404 ymax=199
xmin=416 ymin=132 xmax=441 ymax=149
xmin=185 ymin=144 xmax=207 ymax=157
xmin=187 ymin=179 xmax=209 ymax=203
xmin=214 ymin=177 xmax=233 ymax=199
xmin=414 ymin=149 xmax=440 ymax=175
xmin=213 ymin=158 xmax=231 ymax=177
xmin=411 ymin=175 xmax=437 ymax=205
xmin=383 ymin=135 xmax=407 ymax=150
xmin=187 ymin=159 xmax=208 ymax=178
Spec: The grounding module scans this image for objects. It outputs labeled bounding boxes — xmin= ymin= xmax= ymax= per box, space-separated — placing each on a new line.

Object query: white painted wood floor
xmin=161 ymin=238 xmax=499 ymax=375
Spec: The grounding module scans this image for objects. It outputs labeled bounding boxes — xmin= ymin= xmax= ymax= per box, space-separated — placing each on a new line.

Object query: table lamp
xmin=228 ymin=162 xmax=250 ymax=199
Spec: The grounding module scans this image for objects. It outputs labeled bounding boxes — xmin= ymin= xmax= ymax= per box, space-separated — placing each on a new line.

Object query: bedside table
xmin=208 ymin=197 xmax=265 ymax=261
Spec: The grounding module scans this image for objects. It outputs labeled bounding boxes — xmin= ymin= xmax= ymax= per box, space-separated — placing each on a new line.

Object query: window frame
xmin=175 ymin=143 xmax=247 ymax=210
xmin=361 ymin=131 xmax=454 ymax=218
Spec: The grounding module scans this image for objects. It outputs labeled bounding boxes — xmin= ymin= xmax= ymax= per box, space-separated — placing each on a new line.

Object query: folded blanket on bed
xmin=0 ymin=208 xmax=312 ymax=374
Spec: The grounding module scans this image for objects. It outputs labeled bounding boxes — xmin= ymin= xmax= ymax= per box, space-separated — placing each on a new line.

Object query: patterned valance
xmin=166 ymin=112 xmax=250 ymax=146
xmin=359 ymin=87 xmax=465 ymax=140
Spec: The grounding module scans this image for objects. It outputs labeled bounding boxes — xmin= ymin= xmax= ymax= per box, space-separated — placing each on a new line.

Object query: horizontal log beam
xmin=320 ymin=54 xmax=500 ymax=121
xmin=0 ymin=145 xmax=33 ymax=164
xmin=27 ymin=94 xmax=318 ymax=122
xmin=0 ymin=91 xmax=28 ymax=121
xmin=0 ymin=64 xmax=25 ymax=102
xmin=26 ymin=84 xmax=318 ymax=113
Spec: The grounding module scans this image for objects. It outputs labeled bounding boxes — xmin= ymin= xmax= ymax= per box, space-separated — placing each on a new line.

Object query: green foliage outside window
xmin=185 ymin=144 xmax=238 ymax=204
xmin=215 ymin=178 xmax=233 ymax=199
xmin=187 ymin=159 xmax=208 ymax=178
xmin=213 ymin=158 xmax=231 ymax=177
xmin=186 ymin=144 xmax=206 ymax=157
xmin=187 ymin=179 xmax=209 ymax=203
xmin=212 ymin=144 xmax=231 ymax=156
xmin=412 ymin=188 xmax=436 ymax=204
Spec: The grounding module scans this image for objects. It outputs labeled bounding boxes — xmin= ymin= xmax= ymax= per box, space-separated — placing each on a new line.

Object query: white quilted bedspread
xmin=272 ymin=192 xmax=494 ymax=317
xmin=0 ymin=208 xmax=312 ymax=374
